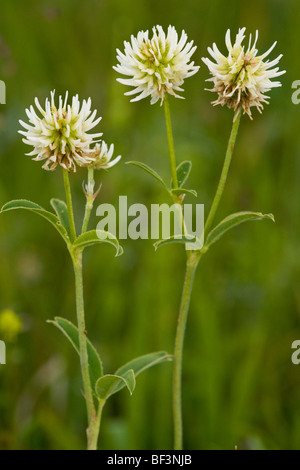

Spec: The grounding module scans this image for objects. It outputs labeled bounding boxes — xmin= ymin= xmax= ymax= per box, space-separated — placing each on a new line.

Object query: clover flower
xmin=202 ymin=27 xmax=285 ymax=119
xmin=19 ymin=91 xmax=103 ymax=172
xmin=114 ymin=25 xmax=200 ymax=105
xmin=89 ymin=141 xmax=121 ymax=170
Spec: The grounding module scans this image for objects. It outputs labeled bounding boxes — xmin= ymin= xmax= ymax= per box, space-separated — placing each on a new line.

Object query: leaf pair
xmin=1 ymin=199 xmax=123 ymax=257
xmin=49 ymin=317 xmax=172 ymax=403
xmin=127 ymin=161 xmax=200 ymax=250
xmin=154 ymin=211 xmax=275 ymax=253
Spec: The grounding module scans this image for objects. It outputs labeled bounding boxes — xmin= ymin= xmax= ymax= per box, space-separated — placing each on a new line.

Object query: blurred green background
xmin=0 ymin=0 xmax=299 ymax=450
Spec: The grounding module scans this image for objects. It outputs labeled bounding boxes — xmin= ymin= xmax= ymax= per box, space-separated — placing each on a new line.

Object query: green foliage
xmin=126 ymin=161 xmax=168 ymax=190
xmin=95 ymin=371 xmax=136 ymax=400
xmin=204 ymin=212 xmax=275 ymax=250
xmin=1 ymin=199 xmax=70 ymax=244
xmin=49 ymin=316 xmax=170 ymax=406
xmin=73 ymin=230 xmax=123 ymax=257
xmin=0 ymin=0 xmax=297 ymax=451
xmin=153 ymin=235 xmax=199 ymax=250
xmin=50 ymin=199 xmax=70 ymax=236
xmin=170 ymin=188 xmax=197 ymax=198
xmin=172 ymin=161 xmax=192 ymax=188
xmin=48 ymin=317 xmax=103 ymax=391
xmin=97 ymin=351 xmax=171 ymax=401
xmin=115 ymin=351 xmax=172 ymax=377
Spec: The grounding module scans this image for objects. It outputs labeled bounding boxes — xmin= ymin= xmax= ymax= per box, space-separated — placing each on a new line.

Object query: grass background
xmin=0 ymin=0 xmax=299 ymax=450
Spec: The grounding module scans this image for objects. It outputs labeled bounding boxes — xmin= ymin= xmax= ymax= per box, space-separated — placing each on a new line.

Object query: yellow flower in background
xmin=0 ymin=309 xmax=22 ymax=342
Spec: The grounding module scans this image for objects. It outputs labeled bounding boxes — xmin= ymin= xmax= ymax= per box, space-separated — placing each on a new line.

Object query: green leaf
xmin=50 ymin=198 xmax=70 ymax=236
xmin=73 ymin=230 xmax=123 ymax=257
xmin=116 ymin=351 xmax=172 ymax=377
xmin=173 ymin=161 xmax=192 ymax=188
xmin=95 ymin=369 xmax=135 ymax=401
xmin=170 ymin=188 xmax=197 ymax=198
xmin=1 ymin=199 xmax=43 ymax=211
xmin=205 ymin=211 xmax=275 ymax=250
xmin=108 ymin=351 xmax=172 ymax=397
xmin=153 ymin=235 xmax=203 ymax=251
xmin=1 ymin=199 xmax=69 ymax=244
xmin=126 ymin=161 xmax=168 ymax=189
xmin=48 ymin=317 xmax=103 ymax=390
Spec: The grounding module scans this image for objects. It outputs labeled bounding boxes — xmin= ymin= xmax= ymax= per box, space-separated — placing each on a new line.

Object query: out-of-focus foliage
xmin=0 ymin=0 xmax=299 ymax=450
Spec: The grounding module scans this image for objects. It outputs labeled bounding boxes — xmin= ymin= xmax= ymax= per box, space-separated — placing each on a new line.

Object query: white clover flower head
xmin=89 ymin=141 xmax=121 ymax=170
xmin=113 ymin=25 xmax=200 ymax=105
xmin=202 ymin=27 xmax=286 ymax=119
xmin=19 ymin=91 xmax=103 ymax=172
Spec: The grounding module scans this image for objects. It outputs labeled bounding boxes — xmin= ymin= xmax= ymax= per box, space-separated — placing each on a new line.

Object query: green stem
xmin=87 ymin=400 xmax=105 ymax=451
xmin=82 ymin=167 xmax=95 ymax=234
xmin=173 ymin=254 xmax=199 ymax=450
xmin=164 ymin=96 xmax=178 ymax=189
xmin=63 ymin=170 xmax=101 ymax=449
xmin=171 ymin=110 xmax=242 ymax=450
xmin=72 ymin=250 xmax=97 ymax=448
xmin=63 ymin=169 xmax=77 ymax=242
xmin=163 ymin=96 xmax=198 ymax=449
xmin=204 ymin=110 xmax=241 ymax=236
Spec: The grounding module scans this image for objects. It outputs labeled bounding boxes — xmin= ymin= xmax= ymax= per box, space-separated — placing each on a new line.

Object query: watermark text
xmin=0 ymin=81 xmax=6 ymax=104
xmin=0 ymin=340 xmax=6 ymax=365
xmin=96 ymin=196 xmax=204 ymax=250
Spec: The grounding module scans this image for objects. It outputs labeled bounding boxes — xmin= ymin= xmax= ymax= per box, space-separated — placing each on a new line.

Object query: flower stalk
xmin=63 ymin=171 xmax=100 ymax=449
xmin=163 ymin=99 xmax=199 ymax=449
xmin=164 ymin=97 xmax=179 ymax=190
xmin=173 ymin=253 xmax=199 ymax=450
xmin=87 ymin=400 xmax=105 ymax=451
xmin=63 ymin=169 xmax=77 ymax=242
xmin=72 ymin=249 xmax=95 ymax=423
xmin=164 ymin=100 xmax=242 ymax=450
xmin=204 ymin=109 xmax=241 ymax=235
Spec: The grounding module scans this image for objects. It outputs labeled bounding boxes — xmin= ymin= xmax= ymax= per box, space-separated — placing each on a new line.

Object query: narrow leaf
xmin=50 ymin=198 xmax=70 ymax=235
xmin=95 ymin=369 xmax=135 ymax=401
xmin=205 ymin=211 xmax=275 ymax=249
xmin=109 ymin=351 xmax=172 ymax=396
xmin=154 ymin=235 xmax=203 ymax=251
xmin=116 ymin=351 xmax=172 ymax=377
xmin=126 ymin=161 xmax=168 ymax=189
xmin=1 ymin=199 xmax=69 ymax=243
xmin=170 ymin=188 xmax=197 ymax=198
xmin=48 ymin=317 xmax=103 ymax=390
xmin=73 ymin=230 xmax=123 ymax=257
xmin=173 ymin=161 xmax=192 ymax=188
xmin=2 ymin=199 xmax=43 ymax=211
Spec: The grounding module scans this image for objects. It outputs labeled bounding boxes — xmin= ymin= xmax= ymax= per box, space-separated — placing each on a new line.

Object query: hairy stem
xmin=63 ymin=171 xmax=100 ymax=449
xmin=164 ymin=96 xmax=179 ymax=189
xmin=204 ymin=110 xmax=241 ymax=235
xmin=72 ymin=250 xmax=98 ymax=449
xmin=173 ymin=254 xmax=199 ymax=450
xmin=63 ymin=169 xmax=77 ymax=242
xmin=87 ymin=400 xmax=105 ymax=451
xmin=170 ymin=110 xmax=242 ymax=450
